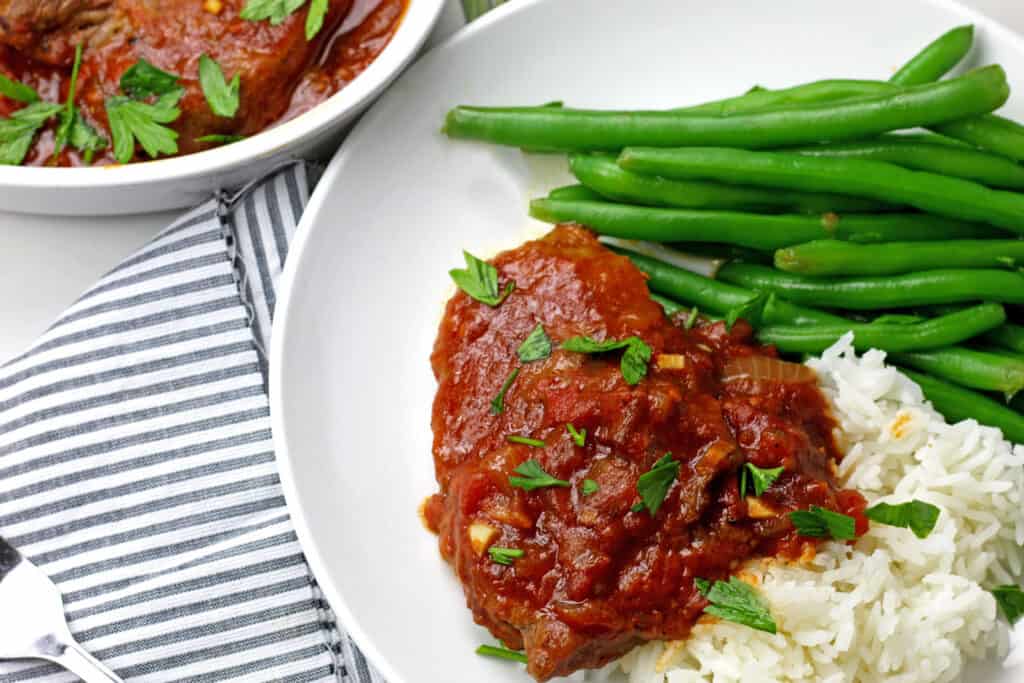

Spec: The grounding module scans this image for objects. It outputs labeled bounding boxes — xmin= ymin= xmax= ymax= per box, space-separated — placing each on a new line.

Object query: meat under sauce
xmin=424 ymin=225 xmax=868 ymax=681
xmin=0 ymin=0 xmax=405 ymax=165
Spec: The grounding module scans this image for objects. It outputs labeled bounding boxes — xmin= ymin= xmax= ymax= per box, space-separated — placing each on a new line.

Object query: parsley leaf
xmin=581 ymin=479 xmax=599 ymax=496
xmin=789 ymin=506 xmax=858 ymax=541
xmin=106 ymin=90 xmax=183 ymax=163
xmin=241 ymin=0 xmax=306 ymax=24
xmin=476 ymin=644 xmax=528 ymax=663
xmin=52 ymin=45 xmax=106 ymax=163
xmin=740 ymin=463 xmax=784 ymax=499
xmin=684 ymin=306 xmax=700 ymax=330
xmin=306 ymin=0 xmax=328 ymax=39
xmin=490 ymin=367 xmax=519 ymax=415
xmin=488 ymin=547 xmax=524 ymax=565
xmin=509 ymin=460 xmax=570 ymax=491
xmin=0 ymin=102 xmax=62 ymax=166
xmin=198 ymin=54 xmax=241 ymax=118
xmin=0 ymin=74 xmax=39 ymax=103
xmin=562 ymin=335 xmax=652 ymax=385
xmin=507 ymin=434 xmax=545 ymax=448
xmin=566 ymin=423 xmax=586 ymax=447
xmin=634 ymin=453 xmax=680 ymax=515
xmin=120 ymin=59 xmax=180 ymax=99
xmin=450 ymin=251 xmax=514 ymax=307
xmin=196 ymin=134 xmax=246 ymax=145
xmin=518 ymin=324 xmax=551 ymax=362
xmin=697 ymin=576 xmax=777 ymax=634
xmin=725 ymin=292 xmax=768 ymax=332
xmin=992 ymin=585 xmax=1024 ymax=625
xmin=865 ymin=500 xmax=940 ymax=539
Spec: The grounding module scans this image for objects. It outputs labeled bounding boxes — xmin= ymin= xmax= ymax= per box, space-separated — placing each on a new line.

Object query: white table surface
xmin=0 ymin=0 xmax=1022 ymax=364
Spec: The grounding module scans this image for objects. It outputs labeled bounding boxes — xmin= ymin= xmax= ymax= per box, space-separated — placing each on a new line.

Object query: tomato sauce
xmin=425 ymin=225 xmax=867 ymax=681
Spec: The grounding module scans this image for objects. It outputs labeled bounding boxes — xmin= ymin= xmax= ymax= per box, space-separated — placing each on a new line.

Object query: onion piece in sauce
xmin=722 ymin=356 xmax=817 ymax=384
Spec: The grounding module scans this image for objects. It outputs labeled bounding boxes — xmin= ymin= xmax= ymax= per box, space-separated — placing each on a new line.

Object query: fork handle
xmin=51 ymin=642 xmax=123 ymax=683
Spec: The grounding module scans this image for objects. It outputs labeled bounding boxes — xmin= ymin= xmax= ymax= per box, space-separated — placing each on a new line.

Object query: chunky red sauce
xmin=424 ymin=226 xmax=867 ymax=681
xmin=0 ymin=0 xmax=406 ymax=166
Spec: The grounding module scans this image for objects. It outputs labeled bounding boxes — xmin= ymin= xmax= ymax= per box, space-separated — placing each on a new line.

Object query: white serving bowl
xmin=0 ymin=0 xmax=446 ymax=216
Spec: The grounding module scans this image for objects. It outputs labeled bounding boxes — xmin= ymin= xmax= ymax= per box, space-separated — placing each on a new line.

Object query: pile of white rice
xmin=612 ymin=335 xmax=1024 ymax=683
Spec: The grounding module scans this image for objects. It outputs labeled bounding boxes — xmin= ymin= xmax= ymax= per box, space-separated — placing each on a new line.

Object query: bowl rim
xmin=0 ymin=0 xmax=447 ymax=191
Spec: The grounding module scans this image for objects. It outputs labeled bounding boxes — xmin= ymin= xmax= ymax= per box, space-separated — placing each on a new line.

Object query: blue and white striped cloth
xmin=0 ymin=2 xmax=514 ymax=680
xmin=0 ymin=164 xmax=382 ymax=683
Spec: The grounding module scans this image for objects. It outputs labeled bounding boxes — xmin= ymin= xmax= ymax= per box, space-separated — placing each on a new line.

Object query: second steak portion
xmin=0 ymin=0 xmax=352 ymax=157
xmin=424 ymin=225 xmax=867 ymax=681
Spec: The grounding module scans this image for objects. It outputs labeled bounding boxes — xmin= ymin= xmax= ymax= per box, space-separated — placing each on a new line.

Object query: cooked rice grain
xmin=617 ymin=334 xmax=1024 ymax=683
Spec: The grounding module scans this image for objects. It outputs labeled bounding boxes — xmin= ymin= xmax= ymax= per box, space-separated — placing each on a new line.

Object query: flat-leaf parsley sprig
xmin=106 ymin=59 xmax=184 ymax=163
xmin=695 ymin=576 xmax=777 ymax=634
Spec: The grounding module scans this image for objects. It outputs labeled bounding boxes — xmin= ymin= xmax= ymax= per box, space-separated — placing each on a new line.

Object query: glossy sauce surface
xmin=424 ymin=226 xmax=867 ymax=681
xmin=0 ymin=0 xmax=406 ymax=166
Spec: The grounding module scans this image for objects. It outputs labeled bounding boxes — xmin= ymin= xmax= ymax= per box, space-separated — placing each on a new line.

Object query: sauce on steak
xmin=424 ymin=225 xmax=867 ymax=681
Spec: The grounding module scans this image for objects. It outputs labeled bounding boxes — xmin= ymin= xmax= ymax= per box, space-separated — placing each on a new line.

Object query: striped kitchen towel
xmin=0 ymin=163 xmax=383 ymax=683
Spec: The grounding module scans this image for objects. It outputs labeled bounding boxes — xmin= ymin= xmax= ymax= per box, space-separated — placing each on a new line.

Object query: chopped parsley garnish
xmin=566 ymin=423 xmax=586 ymax=447
xmin=633 ymin=453 xmax=680 ymax=516
xmin=789 ymin=506 xmax=858 ymax=541
xmin=507 ymin=434 xmax=545 ymax=448
xmin=695 ymin=576 xmax=777 ymax=634
xmin=509 ymin=460 xmax=570 ymax=491
xmin=107 ymin=59 xmax=183 ymax=163
xmin=581 ymin=479 xmax=599 ymax=496
xmin=120 ymin=59 xmax=180 ymax=99
xmin=305 ymin=0 xmax=328 ymax=39
xmin=684 ymin=305 xmax=700 ymax=330
xmin=450 ymin=251 xmax=514 ymax=307
xmin=0 ymin=74 xmax=39 ymax=103
xmin=992 ymin=585 xmax=1024 ymax=625
xmin=196 ymin=134 xmax=246 ymax=145
xmin=475 ymin=644 xmax=528 ymax=663
xmin=562 ymin=335 xmax=652 ymax=386
xmin=490 ymin=367 xmax=519 ymax=415
xmin=725 ymin=292 xmax=768 ymax=332
xmin=864 ymin=500 xmax=940 ymax=539
xmin=0 ymin=101 xmax=62 ymax=165
xmin=240 ymin=0 xmax=331 ymax=39
xmin=518 ymin=324 xmax=551 ymax=362
xmin=198 ymin=54 xmax=241 ymax=118
xmin=488 ymin=547 xmax=524 ymax=565
xmin=106 ymin=90 xmax=183 ymax=163
xmin=740 ymin=463 xmax=784 ymax=499
xmin=53 ymin=45 xmax=106 ymax=163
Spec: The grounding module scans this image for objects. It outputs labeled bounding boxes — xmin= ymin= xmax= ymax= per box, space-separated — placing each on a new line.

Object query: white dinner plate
xmin=271 ymin=1 xmax=1024 ymax=681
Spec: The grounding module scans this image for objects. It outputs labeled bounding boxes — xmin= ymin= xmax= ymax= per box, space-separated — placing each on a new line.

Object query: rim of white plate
xmin=0 ymin=0 xmax=445 ymax=192
xmin=270 ymin=2 xmax=1024 ymax=682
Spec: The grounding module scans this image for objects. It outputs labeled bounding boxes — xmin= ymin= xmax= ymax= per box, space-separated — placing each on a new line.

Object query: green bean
xmin=758 ymin=303 xmax=1004 ymax=354
xmin=899 ymin=369 xmax=1024 ymax=443
xmin=529 ymin=199 xmax=999 ymax=250
xmin=547 ymin=184 xmax=606 ymax=201
xmin=652 ymin=293 xmax=685 ymax=315
xmin=891 ymin=25 xmax=974 ymax=86
xmin=789 ymin=138 xmax=1024 ymax=189
xmin=982 ymin=323 xmax=1024 ymax=354
xmin=935 ymin=115 xmax=1024 ymax=162
xmin=611 ymin=246 xmax=844 ymax=325
xmin=619 ymin=147 xmax=1024 ymax=235
xmin=775 ymin=239 xmax=1024 ymax=276
xmin=718 ymin=263 xmax=1024 ymax=309
xmin=671 ymin=243 xmax=773 ymax=264
xmin=892 ymin=347 xmax=1024 ymax=397
xmin=676 ymin=80 xmax=895 ymax=116
xmin=569 ymin=153 xmax=891 ymax=213
xmin=443 ymin=66 xmax=1008 ymax=151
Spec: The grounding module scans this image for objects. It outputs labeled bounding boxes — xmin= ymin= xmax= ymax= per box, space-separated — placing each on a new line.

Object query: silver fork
xmin=0 ymin=536 xmax=123 ymax=682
